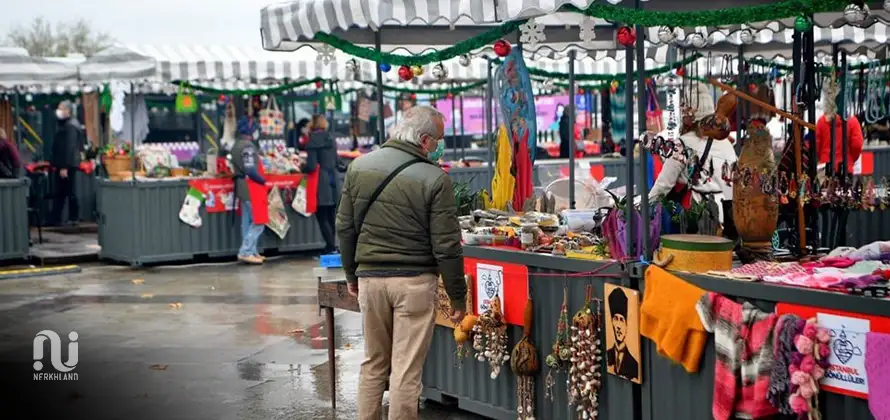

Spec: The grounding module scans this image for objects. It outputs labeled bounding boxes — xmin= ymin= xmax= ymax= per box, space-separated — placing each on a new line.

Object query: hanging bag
xmin=291 ymin=178 xmax=312 ymax=217
xmin=645 ymin=81 xmax=664 ymax=134
xmin=266 ymin=186 xmax=290 ymax=239
xmin=175 ymin=84 xmax=198 ymax=114
xmin=259 ymin=96 xmax=285 ymax=136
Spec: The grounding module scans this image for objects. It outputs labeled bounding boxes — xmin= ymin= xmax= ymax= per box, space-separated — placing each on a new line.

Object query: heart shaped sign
xmin=831 ymin=330 xmax=864 ymax=364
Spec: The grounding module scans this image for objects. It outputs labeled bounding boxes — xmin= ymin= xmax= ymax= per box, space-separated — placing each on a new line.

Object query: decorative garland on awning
xmin=356 ymin=80 xmax=486 ymax=94
xmin=565 ymin=0 xmax=848 ymax=27
xmin=178 ymin=78 xmax=325 ymax=95
xmin=509 ymin=53 xmax=701 ymax=81
xmin=747 ymin=56 xmax=890 ymax=73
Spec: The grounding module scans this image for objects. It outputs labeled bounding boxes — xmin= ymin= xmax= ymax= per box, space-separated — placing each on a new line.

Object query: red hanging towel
xmin=245 ymin=158 xmax=270 ymax=225
xmin=512 ymin=127 xmax=533 ymax=208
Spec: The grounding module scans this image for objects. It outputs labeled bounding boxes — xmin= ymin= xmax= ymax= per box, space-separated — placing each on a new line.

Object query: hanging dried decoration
xmin=738 ymin=28 xmax=755 ymax=45
xmin=511 ymin=298 xmax=539 ymax=420
xmin=545 ymin=286 xmax=572 ymax=401
xmin=316 ymin=44 xmax=336 ymax=65
xmin=454 ymin=313 xmax=478 ymax=364
xmin=579 ymin=17 xmax=598 ymax=48
xmin=472 ymin=295 xmax=509 ymax=379
xmin=519 ymin=18 xmax=546 ymax=50
xmin=568 ymin=286 xmax=603 ymax=420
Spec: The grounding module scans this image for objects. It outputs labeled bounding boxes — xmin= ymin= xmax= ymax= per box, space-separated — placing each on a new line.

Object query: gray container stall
xmin=422 ymin=246 xmax=634 ymax=420
xmin=0 ymin=178 xmax=30 ymax=262
xmin=448 ymin=167 xmax=493 ymax=195
xmin=96 ymin=179 xmax=324 ymax=266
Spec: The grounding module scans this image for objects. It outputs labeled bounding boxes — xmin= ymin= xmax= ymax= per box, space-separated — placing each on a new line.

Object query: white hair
xmin=388 ymin=105 xmax=444 ymax=146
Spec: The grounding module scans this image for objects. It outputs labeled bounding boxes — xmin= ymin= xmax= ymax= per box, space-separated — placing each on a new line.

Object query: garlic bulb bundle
xmin=472 ymin=295 xmax=509 ymax=379
xmin=568 ymin=286 xmax=603 ymax=419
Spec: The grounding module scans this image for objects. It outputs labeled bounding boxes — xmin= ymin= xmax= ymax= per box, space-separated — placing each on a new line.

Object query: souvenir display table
xmin=96 ymin=171 xmax=324 ymax=266
xmin=0 ymin=178 xmax=30 ymax=262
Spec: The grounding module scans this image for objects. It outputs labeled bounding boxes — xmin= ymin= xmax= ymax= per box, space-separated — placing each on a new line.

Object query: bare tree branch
xmin=5 ymin=17 xmax=114 ymax=57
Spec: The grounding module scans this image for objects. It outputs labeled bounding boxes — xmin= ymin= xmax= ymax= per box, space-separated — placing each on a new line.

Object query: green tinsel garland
xmin=566 ymin=0 xmax=848 ymax=27
xmin=313 ymin=21 xmax=524 ymax=67
xmin=505 ymin=53 xmax=701 ymax=81
xmin=749 ymin=56 xmax=890 ymax=73
xmin=178 ymin=77 xmax=324 ymax=95
xmin=357 ymin=80 xmax=486 ymax=94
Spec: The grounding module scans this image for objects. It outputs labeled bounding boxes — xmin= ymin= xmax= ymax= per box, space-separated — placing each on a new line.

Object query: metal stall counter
xmin=0 ymin=178 xmax=30 ymax=262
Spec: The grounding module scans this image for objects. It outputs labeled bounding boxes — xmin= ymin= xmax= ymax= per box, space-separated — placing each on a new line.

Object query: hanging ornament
xmin=345 ymin=58 xmax=358 ymax=73
xmin=689 ymin=32 xmax=708 ymax=49
xmin=472 ymin=296 xmax=509 ymax=379
xmin=431 ymin=63 xmax=448 ymax=81
xmin=884 ymin=0 xmax=890 ymax=13
xmin=519 ymin=18 xmax=546 ymax=51
xmin=316 ymin=44 xmax=336 ymax=65
xmin=446 ymin=93 xmax=454 ymax=99
xmin=738 ymin=28 xmax=755 ymax=45
xmin=379 ymin=63 xmax=391 ymax=72
xmin=315 ymin=81 xmax=323 ymax=89
xmin=260 ymin=94 xmax=269 ymax=102
xmin=844 ymin=3 xmax=869 ymax=24
xmin=410 ymin=65 xmax=424 ymax=77
xmin=398 ymin=65 xmax=414 ymax=81
xmin=543 ymin=79 xmax=555 ymax=90
xmin=24 ymin=94 xmax=32 ymax=102
xmin=578 ymin=88 xmax=585 ymax=95
xmin=494 ymin=40 xmax=512 ymax=57
xmin=579 ymin=17 xmax=598 ymax=48
xmin=511 ymin=298 xmax=538 ymax=420
xmin=610 ymin=80 xmax=619 ymax=89
xmin=217 ymin=94 xmax=226 ymax=103
xmin=567 ymin=286 xmax=602 ymax=420
xmin=616 ymin=26 xmax=636 ymax=47
xmin=657 ymin=26 xmax=677 ymax=44
xmin=458 ymin=54 xmax=471 ymax=67
xmin=794 ymin=16 xmax=813 ymax=31
xmin=675 ymin=66 xmax=686 ymax=77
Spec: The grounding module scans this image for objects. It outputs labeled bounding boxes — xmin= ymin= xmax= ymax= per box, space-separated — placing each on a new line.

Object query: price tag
xmin=475 ymin=263 xmax=504 ymax=315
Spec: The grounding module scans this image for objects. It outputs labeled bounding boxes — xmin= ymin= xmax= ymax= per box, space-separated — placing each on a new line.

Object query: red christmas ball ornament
xmin=446 ymin=93 xmax=454 ymax=99
xmin=616 ymin=27 xmax=636 ymax=47
xmin=749 ymin=83 xmax=757 ymax=93
xmin=494 ymin=39 xmax=512 ymax=57
xmin=578 ymin=88 xmax=585 ymax=95
xmin=675 ymin=67 xmax=686 ymax=77
xmin=218 ymin=94 xmax=226 ymax=102
xmin=315 ymin=81 xmax=323 ymax=89
xmin=398 ymin=65 xmax=414 ymax=81
xmin=410 ymin=93 xmax=417 ymax=100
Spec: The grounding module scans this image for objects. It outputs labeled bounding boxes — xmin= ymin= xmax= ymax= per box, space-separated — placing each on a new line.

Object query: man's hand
xmin=59 ymin=168 xmax=68 ymax=178
xmin=347 ymin=282 xmax=358 ymax=297
xmin=449 ymin=309 xmax=465 ymax=324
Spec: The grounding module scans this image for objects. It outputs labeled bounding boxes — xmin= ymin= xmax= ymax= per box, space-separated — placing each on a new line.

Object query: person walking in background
xmin=288 ymin=118 xmax=311 ymax=150
xmin=301 ymin=114 xmax=340 ymax=255
xmin=231 ymin=116 xmax=268 ymax=265
xmin=558 ymin=109 xmax=572 ymax=159
xmin=50 ymin=100 xmax=84 ymax=226
xmin=336 ymin=106 xmax=465 ymax=420
xmin=815 ymin=113 xmax=864 ymax=174
xmin=0 ymin=128 xmax=22 ymax=178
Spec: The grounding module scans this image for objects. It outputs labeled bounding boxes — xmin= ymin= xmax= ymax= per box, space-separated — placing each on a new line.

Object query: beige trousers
xmin=357 ymin=273 xmax=437 ymax=420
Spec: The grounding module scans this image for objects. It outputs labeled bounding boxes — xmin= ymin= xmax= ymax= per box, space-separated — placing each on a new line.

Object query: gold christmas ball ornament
xmin=411 ymin=65 xmax=424 ymax=76
xmin=610 ymin=80 xmax=620 ymax=89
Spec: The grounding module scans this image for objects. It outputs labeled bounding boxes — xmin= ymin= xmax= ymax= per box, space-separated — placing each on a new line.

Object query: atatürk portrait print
xmin=605 ymin=285 xmax=641 ymax=383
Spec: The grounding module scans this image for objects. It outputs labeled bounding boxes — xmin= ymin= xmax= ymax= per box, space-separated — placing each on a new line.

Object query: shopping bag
xmin=259 ymin=96 xmax=285 ymax=136
xmin=266 ymin=186 xmax=290 ymax=239
xmin=291 ymin=178 xmax=312 ymax=217
xmin=645 ymin=81 xmax=664 ymax=134
xmin=175 ymin=84 xmax=198 ymax=114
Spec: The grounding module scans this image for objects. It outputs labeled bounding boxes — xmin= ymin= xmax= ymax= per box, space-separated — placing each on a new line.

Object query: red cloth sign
xmin=465 ymin=257 xmax=529 ymax=326
xmin=188 ymin=171 xmax=318 ymax=215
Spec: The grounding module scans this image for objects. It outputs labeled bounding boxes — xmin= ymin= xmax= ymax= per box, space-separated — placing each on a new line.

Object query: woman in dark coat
xmin=301 ymin=115 xmax=340 ymax=254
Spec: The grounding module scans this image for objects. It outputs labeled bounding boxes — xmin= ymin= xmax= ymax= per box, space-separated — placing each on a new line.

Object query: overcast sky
xmin=1 ymin=0 xmax=274 ymax=48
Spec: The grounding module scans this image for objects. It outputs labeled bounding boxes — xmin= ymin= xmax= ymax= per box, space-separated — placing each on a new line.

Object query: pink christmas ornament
xmin=816 ymin=328 xmax=831 ymax=343
xmin=790 ymin=395 xmax=809 ymax=414
xmin=803 ymin=323 xmax=818 ymax=339
xmin=796 ymin=335 xmax=814 ymax=354
xmin=800 ymin=355 xmax=815 ymax=373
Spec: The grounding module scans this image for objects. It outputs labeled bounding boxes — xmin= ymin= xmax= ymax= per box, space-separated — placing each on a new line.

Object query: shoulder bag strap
xmin=354 ymin=157 xmax=428 ymax=236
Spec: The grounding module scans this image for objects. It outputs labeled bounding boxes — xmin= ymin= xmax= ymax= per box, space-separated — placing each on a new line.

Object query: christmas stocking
xmin=179 ymin=187 xmax=205 ymax=228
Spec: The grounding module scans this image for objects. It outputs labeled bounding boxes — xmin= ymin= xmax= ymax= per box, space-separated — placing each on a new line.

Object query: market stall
xmin=0 ymin=178 xmax=30 ymax=262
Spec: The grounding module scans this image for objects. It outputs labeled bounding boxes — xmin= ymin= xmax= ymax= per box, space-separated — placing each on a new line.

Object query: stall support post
xmin=735 ymin=44 xmax=744 ymax=153
xmin=624 ymin=28 xmax=636 ymax=259
xmin=824 ymin=44 xmax=839 ymax=249
xmin=791 ymin=29 xmax=806 ymax=255
xmin=838 ymin=51 xmax=849 ymax=247
xmin=374 ymin=30 xmax=386 ymax=145
xmin=805 ymin=25 xmax=818 ymax=249
xmin=13 ymin=90 xmax=22 ymax=151
xmin=486 ymin=58 xmax=494 ymax=184
xmin=129 ymin=82 xmax=136 ymax=182
xmin=450 ymin=82 xmax=458 ymax=153
xmin=568 ymin=50 xmax=577 ymax=210
xmin=636 ymin=21 xmax=650 ymax=260
xmin=459 ymin=90 xmax=466 ymax=161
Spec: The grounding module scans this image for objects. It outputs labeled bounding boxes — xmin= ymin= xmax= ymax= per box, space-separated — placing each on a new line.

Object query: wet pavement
xmin=0 ymin=257 xmax=484 ymax=420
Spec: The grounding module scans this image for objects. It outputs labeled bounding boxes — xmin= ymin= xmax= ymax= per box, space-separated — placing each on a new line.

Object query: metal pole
xmin=736 ymin=45 xmax=744 ymax=154
xmin=13 ymin=91 xmax=22 ymax=150
xmin=624 ymin=30 xmax=636 ymax=259
xmin=130 ymin=82 xmax=136 ymax=182
xmin=486 ymin=58 xmax=495 ymax=184
xmin=636 ymin=19 xmax=650 ymax=260
xmin=450 ymin=82 xmax=458 ymax=157
xmin=568 ymin=50 xmax=577 ymax=210
xmin=839 ymin=51 xmax=849 ymax=247
xmin=805 ymin=25 xmax=818 ymax=251
xmin=375 ymin=31 xmax=385 ymax=144
xmin=459 ymin=91 xmax=466 ymax=161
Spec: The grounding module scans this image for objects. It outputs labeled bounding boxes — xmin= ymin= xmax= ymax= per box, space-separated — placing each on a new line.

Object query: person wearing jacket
xmin=50 ymin=100 xmax=83 ymax=226
xmin=559 ymin=111 xmax=572 ymax=159
xmin=288 ymin=118 xmax=311 ymax=150
xmin=815 ymin=113 xmax=864 ymax=174
xmin=336 ymin=106 xmax=465 ymax=420
xmin=231 ymin=116 xmax=268 ymax=265
xmin=0 ymin=128 xmax=22 ymax=178
xmin=301 ymin=115 xmax=340 ymax=254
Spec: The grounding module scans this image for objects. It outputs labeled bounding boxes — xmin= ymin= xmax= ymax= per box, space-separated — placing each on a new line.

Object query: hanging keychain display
xmin=545 ymin=283 xmax=572 ymax=402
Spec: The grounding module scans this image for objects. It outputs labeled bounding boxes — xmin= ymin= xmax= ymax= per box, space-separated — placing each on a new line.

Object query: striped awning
xmin=645 ymin=20 xmax=890 ymax=47
xmin=0 ymin=48 xmax=79 ymax=88
xmin=77 ymin=46 xmax=157 ymax=83
xmin=124 ymin=45 xmax=377 ymax=83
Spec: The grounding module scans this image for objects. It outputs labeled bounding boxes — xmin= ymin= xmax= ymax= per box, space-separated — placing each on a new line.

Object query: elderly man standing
xmin=337 ymin=106 xmax=465 ymax=420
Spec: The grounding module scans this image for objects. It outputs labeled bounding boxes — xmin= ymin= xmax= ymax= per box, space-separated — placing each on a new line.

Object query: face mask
xmin=427 ymin=138 xmax=445 ymax=161
xmin=56 ymin=110 xmax=67 ymax=120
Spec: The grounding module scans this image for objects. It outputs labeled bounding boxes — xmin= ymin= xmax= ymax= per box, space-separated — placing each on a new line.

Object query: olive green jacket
xmin=336 ymin=140 xmax=466 ymax=311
